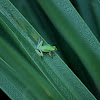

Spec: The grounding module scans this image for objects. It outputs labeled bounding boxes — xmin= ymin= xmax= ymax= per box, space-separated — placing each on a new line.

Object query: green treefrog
xmin=35 ymin=39 xmax=57 ymax=57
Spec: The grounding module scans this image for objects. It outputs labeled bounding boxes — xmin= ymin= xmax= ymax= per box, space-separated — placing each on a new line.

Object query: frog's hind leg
xmin=35 ymin=49 xmax=43 ymax=58
xmin=37 ymin=39 xmax=43 ymax=49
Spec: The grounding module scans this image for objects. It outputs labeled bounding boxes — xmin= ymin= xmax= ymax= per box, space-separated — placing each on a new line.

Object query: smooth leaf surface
xmin=8 ymin=1 xmax=100 ymax=99
xmin=36 ymin=0 xmax=100 ymax=91
xmin=70 ymin=0 xmax=100 ymax=41
xmin=0 ymin=0 xmax=98 ymax=100
xmin=0 ymin=36 xmax=64 ymax=100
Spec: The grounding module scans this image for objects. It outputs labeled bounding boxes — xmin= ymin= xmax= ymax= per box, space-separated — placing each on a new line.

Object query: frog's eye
xmin=55 ymin=47 xmax=57 ymax=51
xmin=53 ymin=46 xmax=57 ymax=51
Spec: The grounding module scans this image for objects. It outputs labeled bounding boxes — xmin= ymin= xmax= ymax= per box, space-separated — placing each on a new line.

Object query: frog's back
xmin=39 ymin=46 xmax=56 ymax=51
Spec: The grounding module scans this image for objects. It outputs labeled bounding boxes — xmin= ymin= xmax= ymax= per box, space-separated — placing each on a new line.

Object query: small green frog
xmin=35 ymin=39 xmax=57 ymax=57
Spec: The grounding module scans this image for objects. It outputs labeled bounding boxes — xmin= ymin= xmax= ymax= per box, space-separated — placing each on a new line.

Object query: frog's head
xmin=53 ymin=46 xmax=57 ymax=51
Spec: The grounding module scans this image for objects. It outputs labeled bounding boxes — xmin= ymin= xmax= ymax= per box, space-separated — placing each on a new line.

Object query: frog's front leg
xmin=49 ymin=51 xmax=52 ymax=58
xmin=35 ymin=49 xmax=43 ymax=57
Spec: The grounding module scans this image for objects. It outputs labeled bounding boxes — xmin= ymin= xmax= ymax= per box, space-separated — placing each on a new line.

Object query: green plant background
xmin=0 ymin=0 xmax=100 ymax=100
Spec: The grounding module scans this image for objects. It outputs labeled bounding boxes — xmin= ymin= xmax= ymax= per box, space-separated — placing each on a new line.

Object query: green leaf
xmin=9 ymin=0 xmax=54 ymax=45
xmin=36 ymin=0 xmax=100 ymax=91
xmin=0 ymin=37 xmax=64 ymax=100
xmin=8 ymin=2 xmax=100 ymax=99
xmin=70 ymin=0 xmax=100 ymax=41
xmin=0 ymin=0 xmax=98 ymax=99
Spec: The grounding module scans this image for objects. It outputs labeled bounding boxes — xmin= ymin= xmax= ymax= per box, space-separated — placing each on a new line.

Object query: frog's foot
xmin=35 ymin=49 xmax=43 ymax=58
xmin=38 ymin=38 xmax=41 ymax=44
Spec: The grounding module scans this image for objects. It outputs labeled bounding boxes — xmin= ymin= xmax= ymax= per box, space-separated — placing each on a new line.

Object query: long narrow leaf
xmin=0 ymin=0 xmax=97 ymax=99
xmin=36 ymin=0 xmax=100 ymax=91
